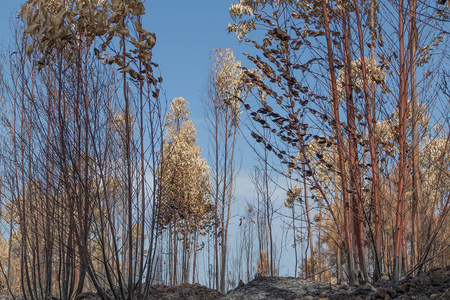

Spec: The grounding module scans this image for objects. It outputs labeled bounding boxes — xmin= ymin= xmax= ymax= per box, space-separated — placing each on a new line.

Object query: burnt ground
xmin=69 ymin=265 xmax=450 ymax=300
xmin=220 ymin=266 xmax=450 ymax=300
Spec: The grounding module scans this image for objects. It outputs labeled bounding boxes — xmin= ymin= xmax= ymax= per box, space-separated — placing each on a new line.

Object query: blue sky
xmin=144 ymin=0 xmax=253 ymax=160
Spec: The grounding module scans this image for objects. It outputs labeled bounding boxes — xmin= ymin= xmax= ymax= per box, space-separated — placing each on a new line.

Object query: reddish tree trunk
xmin=409 ymin=0 xmax=421 ymax=275
xmin=320 ymin=0 xmax=356 ymax=285
xmin=354 ymin=0 xmax=382 ymax=281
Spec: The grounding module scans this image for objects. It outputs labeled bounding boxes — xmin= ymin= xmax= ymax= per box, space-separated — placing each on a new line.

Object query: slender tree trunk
xmin=340 ymin=4 xmax=368 ymax=283
xmin=168 ymin=224 xmax=173 ymax=285
xmin=263 ymin=148 xmax=274 ymax=277
xmin=44 ymin=68 xmax=54 ymax=297
xmin=292 ymin=204 xmax=298 ymax=278
xmin=192 ymin=230 xmax=198 ymax=284
xmin=182 ymin=224 xmax=188 ymax=283
xmin=321 ymin=0 xmax=356 ymax=285
xmin=173 ymin=217 xmax=178 ymax=285
xmin=221 ymin=122 xmax=238 ymax=293
xmin=138 ymin=38 xmax=146 ymax=299
xmin=354 ymin=0 xmax=382 ymax=282
xmin=371 ymin=0 xmax=382 ymax=281
xmin=144 ymin=78 xmax=162 ymax=291
xmin=333 ymin=146 xmax=343 ymax=283
xmin=394 ymin=0 xmax=408 ymax=281
xmin=123 ymin=28 xmax=134 ymax=300
xmin=220 ymin=114 xmax=229 ymax=294
xmin=409 ymin=0 xmax=421 ymax=275
xmin=214 ymin=108 xmax=220 ymax=291
xmin=302 ymin=162 xmax=314 ymax=279
xmin=401 ymin=198 xmax=408 ymax=273
xmin=318 ymin=206 xmax=322 ymax=281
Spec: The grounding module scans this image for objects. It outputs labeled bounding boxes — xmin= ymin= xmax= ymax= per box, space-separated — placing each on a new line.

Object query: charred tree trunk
xmin=394 ymin=0 xmax=408 ymax=281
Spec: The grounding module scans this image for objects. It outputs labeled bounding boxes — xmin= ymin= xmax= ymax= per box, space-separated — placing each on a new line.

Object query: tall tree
xmin=157 ymin=97 xmax=213 ymax=285
xmin=204 ymin=48 xmax=252 ymax=293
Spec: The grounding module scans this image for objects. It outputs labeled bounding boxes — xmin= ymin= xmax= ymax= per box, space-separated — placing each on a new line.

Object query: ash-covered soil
xmin=74 ymin=283 xmax=222 ymax=300
xmin=144 ymin=283 xmax=221 ymax=300
xmin=221 ymin=266 xmax=450 ymax=300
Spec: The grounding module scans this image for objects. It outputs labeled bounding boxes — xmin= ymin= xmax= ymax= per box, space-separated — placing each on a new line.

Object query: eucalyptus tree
xmin=228 ymin=0 xmax=449 ymax=283
xmin=157 ymin=97 xmax=213 ymax=285
xmin=228 ymin=0 xmax=360 ymax=283
xmin=204 ymin=48 xmax=254 ymax=292
xmin=0 ymin=1 xmax=163 ymax=300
